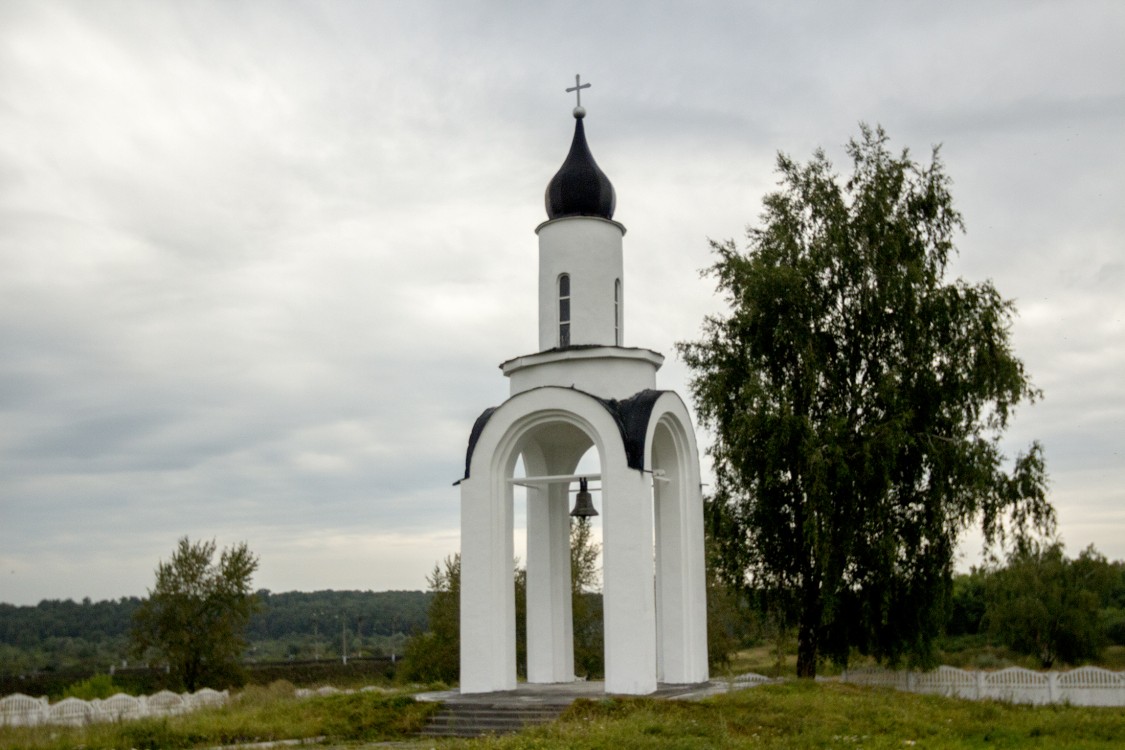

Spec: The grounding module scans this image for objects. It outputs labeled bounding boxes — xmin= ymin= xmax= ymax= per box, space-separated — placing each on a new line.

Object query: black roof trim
xmin=601 ymin=389 xmax=663 ymax=471
xmin=459 ymin=406 xmax=498 ymax=484
xmin=459 ymin=388 xmax=666 ymax=482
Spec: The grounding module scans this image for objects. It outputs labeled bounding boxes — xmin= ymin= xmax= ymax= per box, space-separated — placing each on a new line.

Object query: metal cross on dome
xmin=566 ymin=74 xmax=591 ymax=107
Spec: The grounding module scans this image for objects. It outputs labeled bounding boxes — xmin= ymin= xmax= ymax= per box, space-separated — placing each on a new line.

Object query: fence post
xmin=975 ymin=671 xmax=985 ymax=701
xmin=1047 ymin=672 xmax=1058 ymax=704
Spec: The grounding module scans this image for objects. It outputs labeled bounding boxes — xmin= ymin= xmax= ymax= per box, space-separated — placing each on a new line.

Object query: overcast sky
xmin=2 ymin=1 xmax=1122 ymax=606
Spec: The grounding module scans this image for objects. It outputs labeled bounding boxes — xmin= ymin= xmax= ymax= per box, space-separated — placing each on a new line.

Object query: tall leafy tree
xmin=131 ymin=537 xmax=260 ymax=690
xmin=679 ymin=125 xmax=1054 ymax=677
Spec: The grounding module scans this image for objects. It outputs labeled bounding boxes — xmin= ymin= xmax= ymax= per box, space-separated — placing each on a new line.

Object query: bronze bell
xmin=570 ymin=477 xmax=598 ymax=518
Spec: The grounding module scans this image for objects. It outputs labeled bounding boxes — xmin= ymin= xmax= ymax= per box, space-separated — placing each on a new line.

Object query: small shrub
xmin=63 ymin=673 xmax=121 ymax=700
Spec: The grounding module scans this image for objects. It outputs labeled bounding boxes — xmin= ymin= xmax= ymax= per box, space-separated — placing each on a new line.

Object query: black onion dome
xmin=545 ymin=113 xmax=616 ymax=220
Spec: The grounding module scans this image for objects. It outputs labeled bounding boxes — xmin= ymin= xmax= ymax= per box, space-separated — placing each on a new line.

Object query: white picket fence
xmin=840 ymin=665 xmax=1125 ymax=706
xmin=0 ymin=687 xmax=228 ymax=727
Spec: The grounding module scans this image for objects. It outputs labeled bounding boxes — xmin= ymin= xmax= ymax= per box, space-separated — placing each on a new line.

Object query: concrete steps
xmin=420 ymin=702 xmax=565 ymax=738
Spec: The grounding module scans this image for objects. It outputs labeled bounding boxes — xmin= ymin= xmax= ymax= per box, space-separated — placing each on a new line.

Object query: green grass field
xmin=463 ymin=682 xmax=1125 ymax=749
xmin=3 ymin=679 xmax=1123 ymax=750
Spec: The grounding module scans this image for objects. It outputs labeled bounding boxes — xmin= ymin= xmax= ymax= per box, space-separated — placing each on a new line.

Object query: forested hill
xmin=0 ymin=597 xmax=144 ymax=648
xmin=0 ymin=590 xmax=432 ymax=673
xmin=246 ymin=590 xmax=431 ymax=640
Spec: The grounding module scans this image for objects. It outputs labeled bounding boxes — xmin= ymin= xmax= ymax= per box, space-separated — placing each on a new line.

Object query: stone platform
xmin=416 ymin=679 xmax=729 ymax=707
xmin=414 ymin=681 xmax=730 ymax=739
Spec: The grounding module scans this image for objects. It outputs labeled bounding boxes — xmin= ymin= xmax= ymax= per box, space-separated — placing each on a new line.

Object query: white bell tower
xmin=458 ymin=76 xmax=709 ymax=695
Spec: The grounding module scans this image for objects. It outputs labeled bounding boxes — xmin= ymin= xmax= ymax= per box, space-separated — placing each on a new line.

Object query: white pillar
xmin=459 ymin=474 xmax=516 ymax=693
xmin=526 ymin=479 xmax=575 ymax=683
xmin=654 ymin=453 xmax=709 ymax=684
xmin=601 ymin=467 xmax=657 ymax=694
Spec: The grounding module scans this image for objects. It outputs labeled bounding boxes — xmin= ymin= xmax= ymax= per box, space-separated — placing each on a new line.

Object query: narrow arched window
xmin=614 ymin=278 xmax=621 ymax=345
xmin=559 ymin=274 xmax=571 ymax=347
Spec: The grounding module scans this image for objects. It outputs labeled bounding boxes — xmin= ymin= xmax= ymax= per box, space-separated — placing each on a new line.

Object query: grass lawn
xmin=2 ymin=680 xmax=1123 ymax=749
xmin=454 ymin=681 xmax=1125 ymax=749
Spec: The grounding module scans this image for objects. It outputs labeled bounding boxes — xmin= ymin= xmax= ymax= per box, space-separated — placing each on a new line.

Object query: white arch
xmin=645 ymin=393 xmax=710 ymax=684
xmin=494 ymin=408 xmax=597 ymax=686
xmin=460 ymin=387 xmax=658 ymax=694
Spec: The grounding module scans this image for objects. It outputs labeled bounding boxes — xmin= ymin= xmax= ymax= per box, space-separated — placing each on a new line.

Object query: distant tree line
xmin=246 ymin=589 xmax=431 ymax=641
xmin=0 ymin=588 xmax=431 ymax=676
xmin=0 ymin=597 xmax=143 ymax=647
